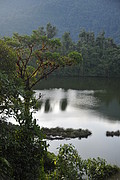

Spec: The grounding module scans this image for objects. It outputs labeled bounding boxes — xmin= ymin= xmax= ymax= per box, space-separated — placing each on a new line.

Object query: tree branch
xmin=30 ymin=65 xmax=59 ymax=89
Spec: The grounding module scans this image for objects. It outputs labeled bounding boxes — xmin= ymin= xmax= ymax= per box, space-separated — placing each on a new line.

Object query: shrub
xmin=84 ymin=157 xmax=119 ymax=180
xmin=47 ymin=144 xmax=119 ymax=180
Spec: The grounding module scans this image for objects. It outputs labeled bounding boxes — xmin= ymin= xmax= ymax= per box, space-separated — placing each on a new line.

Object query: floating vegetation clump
xmin=42 ymin=127 xmax=92 ymax=140
xmin=106 ymin=130 xmax=120 ymax=137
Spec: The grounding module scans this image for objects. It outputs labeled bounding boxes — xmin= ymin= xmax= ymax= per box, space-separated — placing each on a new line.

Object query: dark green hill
xmin=0 ymin=0 xmax=120 ymax=43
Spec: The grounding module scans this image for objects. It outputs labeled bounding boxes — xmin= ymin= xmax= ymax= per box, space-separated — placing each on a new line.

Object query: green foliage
xmin=0 ymin=120 xmax=14 ymax=179
xmin=46 ymin=23 xmax=57 ymax=39
xmin=47 ymin=144 xmax=119 ymax=180
xmin=3 ymin=24 xmax=80 ymax=91
xmin=0 ymin=72 xmax=22 ymax=117
xmin=0 ymin=25 xmax=82 ymax=180
xmin=84 ymin=157 xmax=119 ymax=180
xmin=0 ymin=156 xmax=13 ymax=180
xmin=0 ymin=40 xmax=16 ymax=75
xmin=44 ymin=152 xmax=56 ymax=173
xmin=56 ymin=144 xmax=84 ymax=180
xmin=61 ymin=32 xmax=75 ymax=55
xmin=0 ymin=40 xmax=23 ymax=118
xmin=0 ymin=120 xmax=47 ymax=180
xmin=68 ymin=51 xmax=82 ymax=64
xmin=54 ymin=30 xmax=120 ymax=77
xmin=47 ymin=144 xmax=85 ymax=180
xmin=1 ymin=25 xmax=81 ymax=125
xmin=76 ymin=30 xmax=120 ymax=77
xmin=1 ymin=24 xmax=120 ymax=180
xmin=1 ymin=121 xmax=119 ymax=180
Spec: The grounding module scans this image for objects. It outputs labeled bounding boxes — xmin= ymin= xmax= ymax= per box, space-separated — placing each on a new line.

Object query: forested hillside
xmin=54 ymin=30 xmax=120 ymax=77
xmin=0 ymin=0 xmax=120 ymax=43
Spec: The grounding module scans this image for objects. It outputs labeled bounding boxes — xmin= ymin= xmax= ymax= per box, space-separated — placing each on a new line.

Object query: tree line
xmin=54 ymin=30 xmax=120 ymax=77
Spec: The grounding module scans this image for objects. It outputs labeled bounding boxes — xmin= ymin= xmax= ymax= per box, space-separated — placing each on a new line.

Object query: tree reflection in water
xmin=60 ymin=98 xmax=67 ymax=111
xmin=41 ymin=98 xmax=68 ymax=113
xmin=35 ymin=86 xmax=120 ymax=120
xmin=44 ymin=99 xmax=51 ymax=113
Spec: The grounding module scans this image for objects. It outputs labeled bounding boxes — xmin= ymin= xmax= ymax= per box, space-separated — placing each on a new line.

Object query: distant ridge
xmin=0 ymin=0 xmax=120 ymax=43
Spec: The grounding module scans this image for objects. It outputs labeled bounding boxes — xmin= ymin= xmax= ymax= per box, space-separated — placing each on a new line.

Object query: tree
xmin=0 ymin=40 xmax=18 ymax=116
xmin=0 ymin=40 xmax=19 ymax=180
xmin=0 ymin=40 xmax=16 ymax=75
xmin=76 ymin=29 xmax=120 ymax=77
xmin=61 ymin=32 xmax=75 ymax=55
xmin=46 ymin=23 xmax=57 ymax=39
xmin=4 ymin=24 xmax=81 ymax=126
xmin=1 ymin=24 xmax=82 ymax=179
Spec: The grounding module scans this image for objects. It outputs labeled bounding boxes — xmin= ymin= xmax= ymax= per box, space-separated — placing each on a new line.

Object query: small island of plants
xmin=42 ymin=127 xmax=92 ymax=140
xmin=106 ymin=130 xmax=120 ymax=137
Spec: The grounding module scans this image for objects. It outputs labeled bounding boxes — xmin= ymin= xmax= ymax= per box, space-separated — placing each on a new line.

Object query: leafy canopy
xmin=4 ymin=24 xmax=82 ymax=91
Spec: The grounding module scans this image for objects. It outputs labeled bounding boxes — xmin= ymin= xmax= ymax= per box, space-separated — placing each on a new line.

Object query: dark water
xmin=34 ymin=77 xmax=120 ymax=176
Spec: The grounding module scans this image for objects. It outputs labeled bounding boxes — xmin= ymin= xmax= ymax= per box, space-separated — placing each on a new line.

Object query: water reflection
xmin=35 ymin=88 xmax=120 ymax=121
xmin=60 ymin=99 xmax=67 ymax=111
xmin=34 ymin=77 xmax=120 ymax=167
xmin=37 ymin=98 xmax=68 ymax=113
xmin=44 ymin=99 xmax=51 ymax=113
xmin=34 ymin=77 xmax=120 ymax=121
xmin=93 ymin=91 xmax=120 ymax=121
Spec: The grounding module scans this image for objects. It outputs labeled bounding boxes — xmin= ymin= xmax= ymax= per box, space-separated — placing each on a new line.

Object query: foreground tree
xmin=0 ymin=40 xmax=21 ymax=180
xmin=4 ymin=24 xmax=82 ymax=126
xmin=0 ymin=40 xmax=16 ymax=74
xmin=0 ymin=40 xmax=17 ymax=115
xmin=1 ymin=24 xmax=82 ymax=179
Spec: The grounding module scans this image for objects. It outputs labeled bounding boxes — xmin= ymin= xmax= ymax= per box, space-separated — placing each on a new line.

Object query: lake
xmin=34 ymin=77 xmax=120 ymax=168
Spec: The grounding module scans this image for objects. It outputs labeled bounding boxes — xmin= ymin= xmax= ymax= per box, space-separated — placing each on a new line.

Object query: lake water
xmin=34 ymin=77 xmax=120 ymax=168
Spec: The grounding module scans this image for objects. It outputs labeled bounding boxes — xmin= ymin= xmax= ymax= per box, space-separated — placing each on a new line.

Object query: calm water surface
xmin=34 ymin=77 xmax=120 ymax=168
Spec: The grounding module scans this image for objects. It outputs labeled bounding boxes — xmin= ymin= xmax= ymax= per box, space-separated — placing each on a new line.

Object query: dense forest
xmin=55 ymin=30 xmax=120 ymax=77
xmin=0 ymin=0 xmax=120 ymax=43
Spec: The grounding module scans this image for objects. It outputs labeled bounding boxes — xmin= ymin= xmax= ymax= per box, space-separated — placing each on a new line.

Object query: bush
xmin=84 ymin=157 xmax=119 ymax=180
xmin=47 ymin=144 xmax=85 ymax=180
xmin=47 ymin=144 xmax=119 ymax=180
xmin=1 ymin=120 xmax=47 ymax=180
